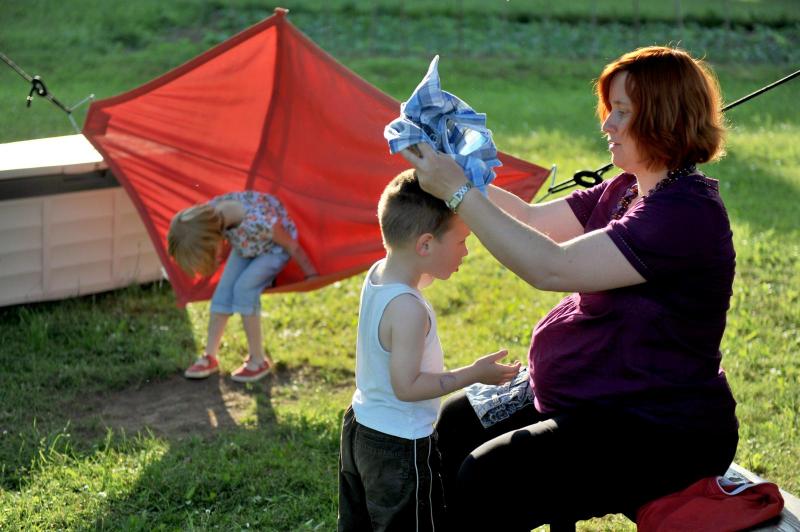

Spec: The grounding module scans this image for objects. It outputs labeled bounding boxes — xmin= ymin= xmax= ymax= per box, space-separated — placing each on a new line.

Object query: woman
xmin=401 ymin=46 xmax=738 ymax=529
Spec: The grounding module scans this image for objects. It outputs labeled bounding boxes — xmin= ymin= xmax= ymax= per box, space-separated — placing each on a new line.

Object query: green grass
xmin=1 ymin=2 xmax=798 ymax=143
xmin=5 ymin=0 xmax=800 ymax=30
xmin=1 ymin=3 xmax=798 ymax=530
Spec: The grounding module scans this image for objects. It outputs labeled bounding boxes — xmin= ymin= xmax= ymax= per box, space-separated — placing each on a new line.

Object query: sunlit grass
xmin=0 ymin=2 xmax=798 ymax=530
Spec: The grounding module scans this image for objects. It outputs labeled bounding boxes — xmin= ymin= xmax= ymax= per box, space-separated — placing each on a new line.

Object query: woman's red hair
xmin=595 ymin=46 xmax=726 ymax=171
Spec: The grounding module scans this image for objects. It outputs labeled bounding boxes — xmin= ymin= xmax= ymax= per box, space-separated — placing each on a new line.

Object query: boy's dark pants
xmin=338 ymin=406 xmax=446 ymax=532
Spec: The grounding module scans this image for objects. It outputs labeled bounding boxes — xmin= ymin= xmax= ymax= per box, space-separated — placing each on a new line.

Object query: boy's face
xmin=427 ymin=216 xmax=470 ymax=281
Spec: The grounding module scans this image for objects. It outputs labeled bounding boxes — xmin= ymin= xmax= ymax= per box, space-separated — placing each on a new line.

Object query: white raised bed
xmin=0 ymin=134 xmax=163 ymax=307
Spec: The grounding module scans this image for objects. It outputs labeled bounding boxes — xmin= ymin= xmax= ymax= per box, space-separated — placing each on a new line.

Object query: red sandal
xmin=184 ymin=354 xmax=219 ymax=379
xmin=231 ymin=359 xmax=271 ymax=383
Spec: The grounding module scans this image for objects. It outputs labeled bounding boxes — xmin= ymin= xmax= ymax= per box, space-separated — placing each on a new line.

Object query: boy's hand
xmin=471 ymin=349 xmax=521 ymax=385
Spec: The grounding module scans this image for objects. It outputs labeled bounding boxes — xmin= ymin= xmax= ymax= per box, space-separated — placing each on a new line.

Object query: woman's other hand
xmin=400 ymin=143 xmax=468 ymax=201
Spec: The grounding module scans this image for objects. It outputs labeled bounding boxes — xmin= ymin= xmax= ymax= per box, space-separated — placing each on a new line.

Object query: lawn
xmin=0 ymin=2 xmax=798 ymax=530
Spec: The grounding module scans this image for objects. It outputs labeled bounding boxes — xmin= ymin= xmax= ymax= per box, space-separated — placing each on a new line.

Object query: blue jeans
xmin=210 ymin=250 xmax=289 ymax=316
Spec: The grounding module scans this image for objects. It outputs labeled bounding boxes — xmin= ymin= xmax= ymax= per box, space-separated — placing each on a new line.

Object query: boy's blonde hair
xmin=167 ymin=204 xmax=224 ymax=276
xmin=378 ymin=169 xmax=454 ymax=249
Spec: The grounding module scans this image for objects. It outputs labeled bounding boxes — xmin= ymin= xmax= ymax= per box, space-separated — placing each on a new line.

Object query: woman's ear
xmin=415 ymin=233 xmax=434 ymax=257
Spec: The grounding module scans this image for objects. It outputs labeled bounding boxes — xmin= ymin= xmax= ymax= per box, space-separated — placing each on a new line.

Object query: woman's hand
xmin=400 ymin=143 xmax=469 ymax=201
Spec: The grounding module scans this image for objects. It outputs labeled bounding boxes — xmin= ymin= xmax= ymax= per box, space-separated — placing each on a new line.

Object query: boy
xmin=338 ymin=169 xmax=520 ymax=531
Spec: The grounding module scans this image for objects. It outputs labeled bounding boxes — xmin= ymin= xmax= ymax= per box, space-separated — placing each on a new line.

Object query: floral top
xmin=209 ymin=191 xmax=297 ymax=258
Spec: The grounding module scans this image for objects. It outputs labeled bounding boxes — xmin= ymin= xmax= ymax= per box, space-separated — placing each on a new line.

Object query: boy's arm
xmin=386 ymin=295 xmax=520 ymax=402
xmin=271 ymin=224 xmax=318 ymax=278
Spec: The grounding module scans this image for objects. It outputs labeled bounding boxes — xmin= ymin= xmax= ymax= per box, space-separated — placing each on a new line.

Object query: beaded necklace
xmin=611 ymin=165 xmax=697 ymax=220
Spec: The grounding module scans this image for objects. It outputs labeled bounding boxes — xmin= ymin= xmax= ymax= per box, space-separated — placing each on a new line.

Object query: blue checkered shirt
xmin=383 ymin=55 xmax=501 ymax=193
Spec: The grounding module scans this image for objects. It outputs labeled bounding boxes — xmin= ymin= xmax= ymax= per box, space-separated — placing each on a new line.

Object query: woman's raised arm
xmin=401 ymin=144 xmax=644 ymax=293
xmin=488 ymin=185 xmax=585 ymax=243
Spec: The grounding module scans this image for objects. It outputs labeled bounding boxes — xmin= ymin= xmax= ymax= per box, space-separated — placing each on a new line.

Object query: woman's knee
xmin=455 ymin=452 xmax=484 ymax=494
xmin=437 ymin=391 xmax=477 ymax=431
xmin=453 ymin=451 xmax=529 ymax=529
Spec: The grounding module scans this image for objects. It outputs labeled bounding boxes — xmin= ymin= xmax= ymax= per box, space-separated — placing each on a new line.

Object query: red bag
xmin=637 ymin=476 xmax=784 ymax=532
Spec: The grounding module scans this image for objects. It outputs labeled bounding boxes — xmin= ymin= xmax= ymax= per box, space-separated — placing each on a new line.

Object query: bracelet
xmin=445 ymin=182 xmax=474 ymax=212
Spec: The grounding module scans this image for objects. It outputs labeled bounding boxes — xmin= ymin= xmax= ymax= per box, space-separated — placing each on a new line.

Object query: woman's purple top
xmin=529 ymin=172 xmax=738 ymax=432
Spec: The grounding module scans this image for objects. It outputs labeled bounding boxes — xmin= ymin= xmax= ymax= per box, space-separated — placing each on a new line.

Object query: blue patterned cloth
xmin=383 ymin=55 xmax=501 ymax=193
xmin=465 ymin=367 xmax=534 ymax=428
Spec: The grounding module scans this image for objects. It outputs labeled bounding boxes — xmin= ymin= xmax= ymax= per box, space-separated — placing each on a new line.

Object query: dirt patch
xmin=73 ymin=374 xmax=258 ymax=440
xmin=70 ymin=368 xmax=352 ymax=441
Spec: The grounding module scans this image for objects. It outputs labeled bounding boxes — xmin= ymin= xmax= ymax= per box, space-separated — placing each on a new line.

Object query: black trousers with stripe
xmin=338 ymin=405 xmax=446 ymax=531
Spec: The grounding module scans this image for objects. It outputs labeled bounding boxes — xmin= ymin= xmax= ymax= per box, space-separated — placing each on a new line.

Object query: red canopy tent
xmin=83 ymin=8 xmax=548 ymax=306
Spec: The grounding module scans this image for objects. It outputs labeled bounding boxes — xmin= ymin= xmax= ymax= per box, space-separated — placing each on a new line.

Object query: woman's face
xmin=602 ymin=71 xmax=644 ymax=174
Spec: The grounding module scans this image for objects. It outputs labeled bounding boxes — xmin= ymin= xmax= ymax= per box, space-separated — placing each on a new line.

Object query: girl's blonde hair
xmin=167 ymin=204 xmax=224 ymax=276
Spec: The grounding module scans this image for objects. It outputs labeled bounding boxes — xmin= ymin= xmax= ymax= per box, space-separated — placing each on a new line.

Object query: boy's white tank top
xmin=351 ymin=260 xmax=444 ymax=439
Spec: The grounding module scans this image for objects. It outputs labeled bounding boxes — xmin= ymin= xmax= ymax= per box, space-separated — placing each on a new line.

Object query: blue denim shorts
xmin=464 ymin=367 xmax=534 ymax=428
xmin=210 ymin=249 xmax=289 ymax=316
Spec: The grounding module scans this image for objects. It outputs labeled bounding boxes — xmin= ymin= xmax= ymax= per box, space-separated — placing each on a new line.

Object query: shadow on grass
xmin=0 ymin=276 xmax=342 ymax=528
xmin=713 ymin=149 xmax=800 ymax=236
xmin=85 ymin=369 xmax=340 ymax=530
xmin=0 ymin=281 xmax=196 ymax=491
